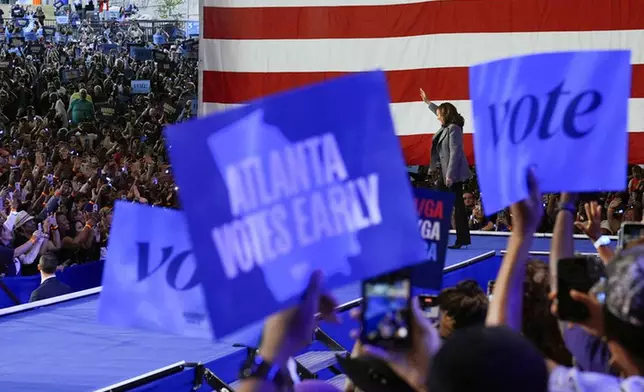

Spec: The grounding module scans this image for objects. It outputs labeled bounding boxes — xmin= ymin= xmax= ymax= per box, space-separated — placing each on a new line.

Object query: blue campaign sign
xmin=153 ymin=34 xmax=166 ymax=45
xmin=98 ymin=202 xmax=214 ymax=339
xmin=131 ymin=80 xmax=151 ymax=94
xmin=165 ymin=71 xmax=426 ymax=336
xmin=56 ymin=15 xmax=69 ymax=25
xmin=186 ymin=21 xmax=199 ymax=37
xmin=43 ymin=27 xmax=55 ymax=37
xmin=100 ymin=43 xmax=118 ymax=54
xmin=130 ymin=46 xmax=153 ymax=61
xmin=54 ymin=32 xmax=67 ymax=44
xmin=410 ymin=188 xmax=454 ymax=291
xmin=469 ymin=51 xmax=631 ymax=213
xmin=15 ymin=18 xmax=28 ymax=28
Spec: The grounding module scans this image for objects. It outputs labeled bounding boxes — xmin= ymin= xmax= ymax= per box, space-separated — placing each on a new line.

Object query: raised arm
xmin=420 ymin=88 xmax=438 ymax=115
xmin=486 ymin=170 xmax=542 ymax=330
xmin=549 ymin=193 xmax=577 ymax=293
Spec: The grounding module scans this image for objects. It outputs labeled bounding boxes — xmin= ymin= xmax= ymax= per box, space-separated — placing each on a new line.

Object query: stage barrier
xmin=0 ymin=260 xmax=104 ymax=309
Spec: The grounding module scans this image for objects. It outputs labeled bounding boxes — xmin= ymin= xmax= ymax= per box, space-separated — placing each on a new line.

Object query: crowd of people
xmin=237 ymin=173 xmax=644 ymax=392
xmin=411 ymin=164 xmax=644 ymax=237
xmin=0 ymin=10 xmax=197 ymax=278
xmin=2 ymin=7 xmax=644 ymax=392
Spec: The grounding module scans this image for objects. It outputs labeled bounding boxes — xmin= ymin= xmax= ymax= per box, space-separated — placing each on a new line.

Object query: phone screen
xmin=361 ymin=269 xmax=411 ymax=348
xmin=418 ymin=295 xmax=439 ymax=320
xmin=487 ymin=280 xmax=496 ymax=299
xmin=557 ymin=257 xmax=605 ymax=322
xmin=621 ymin=223 xmax=644 ymax=249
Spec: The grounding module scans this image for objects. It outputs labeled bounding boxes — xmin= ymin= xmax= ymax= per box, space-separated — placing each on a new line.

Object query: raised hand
xmin=349 ymin=298 xmax=440 ymax=392
xmin=510 ymin=168 xmax=543 ymax=236
xmin=574 ymin=201 xmax=602 ymax=241
xmin=419 ymin=88 xmax=429 ymax=104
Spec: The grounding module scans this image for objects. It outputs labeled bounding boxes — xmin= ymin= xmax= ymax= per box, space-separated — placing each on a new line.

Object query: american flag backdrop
xmin=199 ymin=0 xmax=644 ymax=165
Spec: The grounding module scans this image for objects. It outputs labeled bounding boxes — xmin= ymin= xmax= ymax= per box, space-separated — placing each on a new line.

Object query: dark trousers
xmin=444 ymin=181 xmax=471 ymax=245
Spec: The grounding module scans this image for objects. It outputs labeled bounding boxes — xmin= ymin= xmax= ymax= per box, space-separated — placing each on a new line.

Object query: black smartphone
xmin=418 ymin=294 xmax=439 ymax=321
xmin=618 ymin=222 xmax=644 ymax=249
xmin=336 ymin=354 xmax=416 ymax=392
xmin=557 ymin=257 xmax=605 ymax=322
xmin=361 ymin=268 xmax=412 ymax=349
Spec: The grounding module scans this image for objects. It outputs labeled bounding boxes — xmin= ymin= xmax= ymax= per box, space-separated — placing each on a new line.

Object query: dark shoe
xmin=448 ymin=243 xmax=470 ymax=250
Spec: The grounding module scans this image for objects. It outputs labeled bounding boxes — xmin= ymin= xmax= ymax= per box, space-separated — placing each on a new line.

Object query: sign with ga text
xmin=98 ymin=202 xmax=213 ymax=339
xmin=165 ymin=71 xmax=426 ymax=336
xmin=410 ymin=188 xmax=454 ymax=291
xmin=469 ymin=50 xmax=631 ymax=213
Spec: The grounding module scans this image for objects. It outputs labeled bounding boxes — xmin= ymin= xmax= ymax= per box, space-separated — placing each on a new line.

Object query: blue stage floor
xmin=0 ymin=233 xmax=596 ymax=392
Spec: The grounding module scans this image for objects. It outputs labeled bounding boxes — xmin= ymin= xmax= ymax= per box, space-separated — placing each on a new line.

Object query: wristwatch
xmin=593 ymin=235 xmax=611 ymax=249
xmin=557 ymin=201 xmax=577 ymax=215
xmin=239 ymin=354 xmax=293 ymax=390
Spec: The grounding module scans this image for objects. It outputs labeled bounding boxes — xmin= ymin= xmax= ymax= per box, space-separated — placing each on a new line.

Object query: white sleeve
xmin=3 ymin=210 xmax=18 ymax=232
xmin=549 ymin=366 xmax=644 ymax=392
xmin=21 ymin=238 xmax=45 ymax=265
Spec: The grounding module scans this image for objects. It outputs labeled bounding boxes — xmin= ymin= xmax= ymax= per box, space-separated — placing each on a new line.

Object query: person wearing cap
xmin=29 ymin=253 xmax=72 ymax=302
xmin=0 ymin=205 xmax=46 ymax=277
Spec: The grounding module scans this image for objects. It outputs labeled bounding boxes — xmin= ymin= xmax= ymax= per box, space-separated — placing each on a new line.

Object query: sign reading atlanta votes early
xmin=469 ymin=50 xmax=630 ymax=213
xmin=410 ymin=188 xmax=454 ymax=291
xmin=165 ymin=71 xmax=426 ymax=336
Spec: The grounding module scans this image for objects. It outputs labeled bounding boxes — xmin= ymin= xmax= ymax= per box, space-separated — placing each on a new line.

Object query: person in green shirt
xmin=68 ymin=89 xmax=95 ymax=125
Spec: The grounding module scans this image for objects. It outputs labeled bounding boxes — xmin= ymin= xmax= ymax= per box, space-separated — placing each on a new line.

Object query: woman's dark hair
xmin=522 ymin=260 xmax=573 ymax=366
xmin=437 ymin=102 xmax=465 ymax=128
xmin=438 ymin=279 xmax=488 ymax=330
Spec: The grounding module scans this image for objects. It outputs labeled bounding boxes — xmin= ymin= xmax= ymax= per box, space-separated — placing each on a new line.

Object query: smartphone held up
xmin=361 ymin=268 xmax=412 ymax=349
xmin=556 ymin=256 xmax=605 ymax=322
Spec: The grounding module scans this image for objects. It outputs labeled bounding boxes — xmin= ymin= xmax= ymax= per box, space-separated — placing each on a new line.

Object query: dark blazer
xmin=427 ymin=102 xmax=471 ymax=183
xmin=29 ymin=277 xmax=73 ymax=303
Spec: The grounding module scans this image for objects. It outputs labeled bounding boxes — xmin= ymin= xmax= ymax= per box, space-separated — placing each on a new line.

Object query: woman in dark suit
xmin=420 ymin=88 xmax=471 ymax=249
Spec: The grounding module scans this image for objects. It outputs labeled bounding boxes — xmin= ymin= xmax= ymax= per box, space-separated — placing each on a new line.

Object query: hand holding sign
xmin=509 ymin=168 xmax=543 ymax=237
xmin=261 ymin=271 xmax=338 ymax=365
xmin=165 ymin=71 xmax=425 ymax=336
xmin=470 ymin=51 xmax=631 ymax=213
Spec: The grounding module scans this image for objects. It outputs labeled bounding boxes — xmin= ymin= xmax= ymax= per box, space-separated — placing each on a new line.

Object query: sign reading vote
xmin=410 ymin=188 xmax=454 ymax=291
xmin=98 ymin=202 xmax=214 ymax=339
xmin=165 ymin=71 xmax=426 ymax=336
xmin=131 ymin=80 xmax=151 ymax=94
xmin=469 ymin=51 xmax=631 ymax=213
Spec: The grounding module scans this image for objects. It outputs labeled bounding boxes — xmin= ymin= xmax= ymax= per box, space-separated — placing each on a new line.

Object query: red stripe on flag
xmin=203 ymin=64 xmax=644 ymax=104
xmin=402 ymin=132 xmax=644 ymax=166
xmin=203 ymin=0 xmax=644 ymax=40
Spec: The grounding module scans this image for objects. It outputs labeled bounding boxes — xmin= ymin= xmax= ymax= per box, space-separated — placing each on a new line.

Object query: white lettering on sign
xmin=418 ymin=219 xmax=440 ymax=261
xmin=212 ymin=132 xmax=382 ymax=279
xmin=427 ymin=242 xmax=437 ymax=261
xmin=418 ymin=220 xmax=441 ymax=241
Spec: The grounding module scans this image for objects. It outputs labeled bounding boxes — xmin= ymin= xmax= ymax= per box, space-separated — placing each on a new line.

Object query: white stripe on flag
xmin=202 ymin=99 xmax=644 ymax=136
xmin=202 ymin=30 xmax=644 ymax=73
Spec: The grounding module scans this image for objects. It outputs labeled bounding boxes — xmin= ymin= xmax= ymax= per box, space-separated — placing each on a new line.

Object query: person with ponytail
xmin=420 ymin=88 xmax=472 ymax=249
